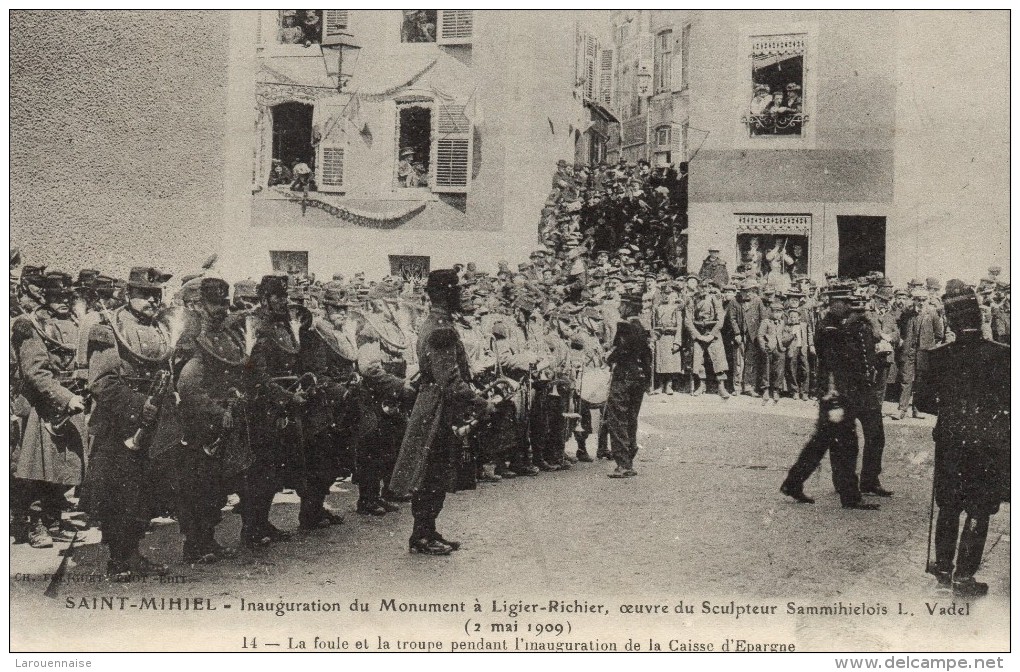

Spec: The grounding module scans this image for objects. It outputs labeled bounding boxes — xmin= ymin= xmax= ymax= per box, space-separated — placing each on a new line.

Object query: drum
xmin=579 ymin=366 xmax=610 ymax=405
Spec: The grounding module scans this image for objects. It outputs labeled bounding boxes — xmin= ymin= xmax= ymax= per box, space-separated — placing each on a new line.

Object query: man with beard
xmin=174 ymin=278 xmax=244 ymax=564
xmin=926 ymin=280 xmax=1010 ymax=596
xmin=82 ymin=267 xmax=176 ymax=580
xmin=389 ymin=270 xmax=494 ymax=555
xmin=241 ymin=274 xmax=306 ymax=548
xmin=11 ymin=271 xmax=87 ymax=548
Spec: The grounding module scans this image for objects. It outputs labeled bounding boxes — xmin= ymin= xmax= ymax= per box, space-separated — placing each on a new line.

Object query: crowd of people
xmin=8 ymin=161 xmax=1010 ymax=595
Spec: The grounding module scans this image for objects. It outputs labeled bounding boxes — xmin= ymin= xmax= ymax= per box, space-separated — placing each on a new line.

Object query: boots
xmin=664 ymin=379 xmax=674 ymax=395
xmin=717 ymin=375 xmax=730 ymax=399
xmin=478 ymin=463 xmax=502 ymax=483
xmin=692 ymin=378 xmax=705 ymax=396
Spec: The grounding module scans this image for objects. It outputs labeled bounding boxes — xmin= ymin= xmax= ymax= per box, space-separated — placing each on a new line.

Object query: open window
xmin=401 ymin=10 xmax=437 ymax=43
xmin=736 ymin=214 xmax=812 ymax=283
xmin=269 ymin=102 xmax=315 ymax=188
xmin=396 ymin=102 xmax=433 ymax=188
xmin=744 ymin=33 xmax=806 ymax=136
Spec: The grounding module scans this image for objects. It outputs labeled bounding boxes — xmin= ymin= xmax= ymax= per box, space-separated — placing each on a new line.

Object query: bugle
xmin=452 ymin=376 xmax=521 ymax=438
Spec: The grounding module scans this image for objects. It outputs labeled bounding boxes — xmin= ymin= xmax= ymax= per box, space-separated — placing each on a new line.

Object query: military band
xmin=8 ymin=246 xmax=1010 ymax=596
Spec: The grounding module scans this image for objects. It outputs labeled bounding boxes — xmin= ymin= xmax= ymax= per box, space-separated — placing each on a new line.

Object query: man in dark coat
xmin=926 ymin=280 xmax=1010 ymax=597
xmin=389 ymin=270 xmax=492 ymax=555
xmin=241 ymin=274 xmax=306 ymax=548
xmin=698 ymin=247 xmax=729 ymax=288
xmin=10 ymin=272 xmax=87 ymax=548
xmin=174 ymin=278 xmax=245 ymax=564
xmin=780 ymin=285 xmax=880 ymax=510
xmin=739 ymin=279 xmax=769 ymax=396
xmin=82 ymin=267 xmax=176 ymax=580
xmin=605 ymin=294 xmax=652 ymax=478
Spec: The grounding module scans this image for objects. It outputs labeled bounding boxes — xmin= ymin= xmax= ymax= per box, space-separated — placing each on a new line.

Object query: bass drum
xmin=579 ymin=366 xmax=611 ymax=405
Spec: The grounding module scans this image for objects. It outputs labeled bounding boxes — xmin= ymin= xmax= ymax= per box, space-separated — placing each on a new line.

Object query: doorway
xmin=271 ymin=102 xmax=314 ymax=170
xmin=837 ymin=216 xmax=886 ymax=278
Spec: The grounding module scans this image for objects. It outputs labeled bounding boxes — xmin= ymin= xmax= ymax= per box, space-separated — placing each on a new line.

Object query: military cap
xmin=740 ymin=278 xmax=759 ymax=291
xmin=907 ymin=278 xmax=923 ymax=288
xmin=257 ymin=274 xmax=289 ymax=298
xmin=233 ymin=279 xmax=258 ymax=300
xmin=128 ymin=266 xmax=172 ymax=290
xmin=321 ymin=283 xmax=350 ymax=308
xmin=425 ymin=269 xmax=459 ymax=293
xmin=180 ymin=273 xmax=202 ymax=286
xmin=786 ymin=289 xmax=804 ymax=298
xmin=200 ymin=277 xmax=230 ymax=303
xmin=177 ymin=276 xmax=203 ymax=304
xmin=925 ymin=277 xmax=941 ymax=291
xmin=822 ymin=283 xmax=855 ymax=300
xmin=287 ymin=285 xmax=307 ymax=306
xmin=22 ymin=265 xmax=46 ymax=279
xmin=41 ymin=271 xmax=74 ymax=297
xmin=74 ymin=269 xmax=101 ymax=288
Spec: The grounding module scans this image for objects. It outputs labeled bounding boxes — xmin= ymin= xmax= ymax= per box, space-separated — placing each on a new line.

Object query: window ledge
xmin=741 ymin=112 xmax=808 ymax=135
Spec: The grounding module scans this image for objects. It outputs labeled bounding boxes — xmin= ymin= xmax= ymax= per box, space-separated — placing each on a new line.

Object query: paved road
xmin=10 ymin=394 xmax=1009 ymax=652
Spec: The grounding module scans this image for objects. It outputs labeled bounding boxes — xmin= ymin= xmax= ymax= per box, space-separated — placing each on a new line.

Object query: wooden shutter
xmin=431 ymin=103 xmax=472 ymax=193
xmin=437 ymin=10 xmax=473 ymax=45
xmin=324 ymin=10 xmax=350 ymax=37
xmin=315 ymin=103 xmax=346 ymax=192
xmin=584 ymin=34 xmax=599 ymax=101
xmin=600 ymin=49 xmax=613 ymax=106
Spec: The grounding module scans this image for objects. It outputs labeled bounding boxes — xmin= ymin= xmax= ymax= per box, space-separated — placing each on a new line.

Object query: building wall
xmin=683 ymin=10 xmax=896 ymax=280
xmin=10 ymin=10 xmax=230 ymax=278
xmin=220 ymin=10 xmax=600 ymax=282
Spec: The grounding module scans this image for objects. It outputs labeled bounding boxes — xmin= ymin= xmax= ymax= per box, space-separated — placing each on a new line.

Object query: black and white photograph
xmin=7 ymin=8 xmax=1011 ymax=665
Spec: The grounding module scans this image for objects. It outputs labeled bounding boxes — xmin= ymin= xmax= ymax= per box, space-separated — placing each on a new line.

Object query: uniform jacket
xmin=929 ymin=335 xmax=1010 ymax=512
xmin=389 ymin=306 xmax=488 ymax=497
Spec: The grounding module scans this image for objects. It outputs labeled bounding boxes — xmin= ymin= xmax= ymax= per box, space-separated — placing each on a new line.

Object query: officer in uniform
xmin=927 ymin=280 xmax=1010 ymax=596
xmin=82 ymin=267 xmax=176 ymax=580
xmin=242 ymin=274 xmax=306 ymax=548
xmin=486 ymin=307 xmax=540 ymax=477
xmin=780 ymin=284 xmax=880 ymax=510
xmin=605 ymin=293 xmax=651 ymax=478
xmin=686 ymin=281 xmax=731 ymax=398
xmin=10 ymin=271 xmax=87 ymax=548
xmin=174 ymin=278 xmax=245 ymax=563
xmin=389 ymin=270 xmax=493 ymax=555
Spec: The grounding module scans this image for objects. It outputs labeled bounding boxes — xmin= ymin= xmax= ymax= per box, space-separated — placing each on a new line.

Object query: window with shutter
xmin=431 ymin=104 xmax=472 ymax=193
xmin=437 ymin=10 xmax=472 ymax=45
xmin=314 ymin=103 xmax=347 ymax=192
xmin=671 ymin=23 xmax=689 ymax=92
xmin=583 ymin=34 xmax=599 ymax=101
xmin=324 ymin=10 xmax=350 ymax=37
xmin=653 ymin=30 xmax=672 ymax=93
xmin=600 ymin=49 xmax=613 ymax=106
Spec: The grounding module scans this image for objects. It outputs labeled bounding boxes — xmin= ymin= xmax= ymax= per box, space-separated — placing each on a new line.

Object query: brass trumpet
xmin=452 ymin=376 xmax=521 ymax=438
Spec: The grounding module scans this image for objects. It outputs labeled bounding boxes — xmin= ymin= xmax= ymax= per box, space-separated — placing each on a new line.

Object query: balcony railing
xmin=741 ymin=112 xmax=808 ymax=136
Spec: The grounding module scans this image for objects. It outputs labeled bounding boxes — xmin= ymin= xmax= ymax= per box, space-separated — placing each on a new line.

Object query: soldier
xmin=174 ymin=278 xmax=245 ymax=563
xmin=486 ymin=304 xmax=540 ymax=477
xmin=231 ymin=279 xmax=258 ymax=313
xmin=569 ymin=306 xmax=608 ymax=462
xmin=780 ymin=285 xmax=880 ymax=510
xmin=926 ymin=280 xmax=1009 ymax=596
xmin=17 ymin=265 xmax=47 ymax=316
xmin=10 ymin=271 xmax=87 ymax=548
xmin=81 ymin=267 xmax=177 ymax=580
xmin=605 ymin=293 xmax=651 ymax=478
xmin=241 ymin=274 xmax=306 ymax=548
xmin=685 ymin=281 xmax=731 ymax=399
xmin=389 ymin=270 xmax=494 ymax=555
xmin=294 ymin=284 xmax=358 ymax=526
xmin=355 ymin=287 xmax=415 ymax=513
xmin=651 ymin=284 xmax=683 ymax=395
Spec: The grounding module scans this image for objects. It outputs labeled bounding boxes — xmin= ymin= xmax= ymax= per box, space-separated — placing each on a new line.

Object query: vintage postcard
xmin=7 ymin=8 xmax=1010 ymax=663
